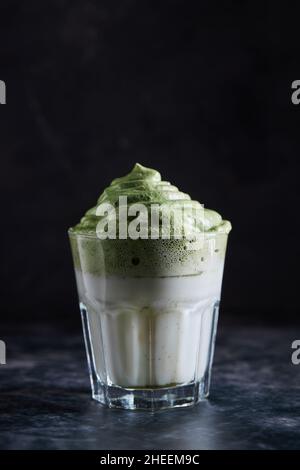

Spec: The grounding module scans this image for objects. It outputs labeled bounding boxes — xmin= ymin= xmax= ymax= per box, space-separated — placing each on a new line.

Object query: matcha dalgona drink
xmin=69 ymin=164 xmax=231 ymax=410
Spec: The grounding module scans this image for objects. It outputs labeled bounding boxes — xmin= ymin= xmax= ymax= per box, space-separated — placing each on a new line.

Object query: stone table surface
xmin=0 ymin=322 xmax=300 ymax=450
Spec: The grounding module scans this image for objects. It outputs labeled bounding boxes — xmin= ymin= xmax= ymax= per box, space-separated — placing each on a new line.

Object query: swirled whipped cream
xmin=72 ymin=163 xmax=231 ymax=236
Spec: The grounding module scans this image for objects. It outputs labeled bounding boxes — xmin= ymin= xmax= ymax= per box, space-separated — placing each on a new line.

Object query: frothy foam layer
xmin=70 ymin=233 xmax=228 ymax=276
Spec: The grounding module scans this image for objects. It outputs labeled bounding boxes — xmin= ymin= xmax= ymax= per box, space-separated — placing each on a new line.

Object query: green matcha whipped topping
xmin=70 ymin=163 xmax=231 ymax=237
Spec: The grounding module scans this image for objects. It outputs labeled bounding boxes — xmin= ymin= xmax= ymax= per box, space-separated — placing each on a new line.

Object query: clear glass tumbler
xmin=69 ymin=232 xmax=229 ymax=410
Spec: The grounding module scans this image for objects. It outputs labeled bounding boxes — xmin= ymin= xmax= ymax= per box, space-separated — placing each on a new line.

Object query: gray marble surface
xmin=0 ymin=322 xmax=300 ymax=450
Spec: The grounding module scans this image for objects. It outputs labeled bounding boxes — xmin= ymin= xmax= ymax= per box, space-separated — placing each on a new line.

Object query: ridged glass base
xmin=80 ymin=297 xmax=219 ymax=411
xmin=91 ymin=381 xmax=209 ymax=411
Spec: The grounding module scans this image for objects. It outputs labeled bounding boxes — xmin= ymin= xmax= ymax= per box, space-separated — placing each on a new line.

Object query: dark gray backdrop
xmin=1 ymin=0 xmax=299 ymax=323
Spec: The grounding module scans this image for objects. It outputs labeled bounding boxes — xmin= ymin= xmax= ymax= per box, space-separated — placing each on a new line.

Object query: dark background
xmin=1 ymin=0 xmax=300 ymax=324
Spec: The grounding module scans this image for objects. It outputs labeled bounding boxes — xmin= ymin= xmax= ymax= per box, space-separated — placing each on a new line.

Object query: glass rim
xmin=68 ymin=227 xmax=229 ymax=240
